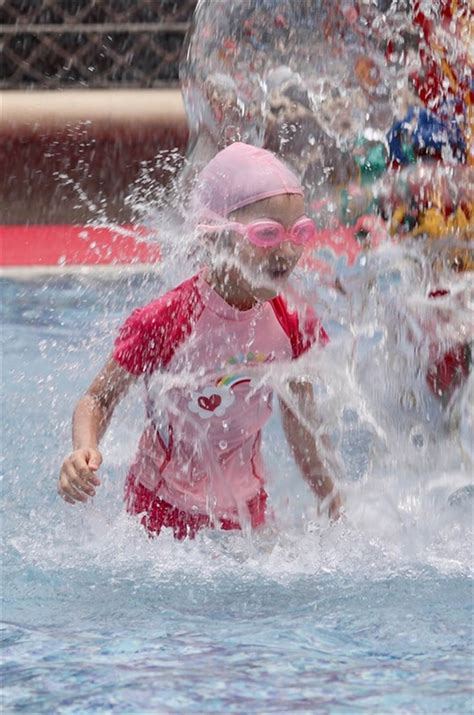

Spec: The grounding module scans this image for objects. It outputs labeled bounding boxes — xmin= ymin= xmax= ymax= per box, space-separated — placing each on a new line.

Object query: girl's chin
xmin=251 ymin=285 xmax=279 ymax=302
xmin=238 ymin=273 xmax=287 ymax=304
xmin=252 ymin=273 xmax=293 ymax=301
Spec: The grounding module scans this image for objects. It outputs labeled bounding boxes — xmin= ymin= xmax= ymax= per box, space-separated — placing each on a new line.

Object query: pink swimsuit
xmin=113 ymin=273 xmax=327 ymax=537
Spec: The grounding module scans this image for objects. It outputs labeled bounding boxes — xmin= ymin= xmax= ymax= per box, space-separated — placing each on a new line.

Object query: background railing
xmin=0 ymin=0 xmax=197 ymax=89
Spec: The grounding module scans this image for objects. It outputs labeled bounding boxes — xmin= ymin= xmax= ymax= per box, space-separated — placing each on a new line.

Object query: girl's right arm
xmin=58 ymin=356 xmax=137 ymax=504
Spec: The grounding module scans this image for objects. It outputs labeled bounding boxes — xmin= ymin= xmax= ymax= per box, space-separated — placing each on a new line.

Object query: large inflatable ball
xmin=180 ymin=0 xmax=416 ymax=189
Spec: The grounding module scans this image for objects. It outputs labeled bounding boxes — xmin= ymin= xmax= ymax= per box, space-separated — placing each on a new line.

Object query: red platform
xmin=0 ymin=224 xmax=161 ymax=270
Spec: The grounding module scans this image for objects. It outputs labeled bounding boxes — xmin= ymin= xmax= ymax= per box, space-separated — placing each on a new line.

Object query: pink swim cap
xmin=193 ymin=142 xmax=304 ymax=220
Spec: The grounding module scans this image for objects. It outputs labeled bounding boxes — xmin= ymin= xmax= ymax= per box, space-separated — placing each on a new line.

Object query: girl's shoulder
xmin=126 ymin=274 xmax=203 ymax=329
xmin=270 ymin=295 xmax=329 ymax=359
xmin=113 ymin=274 xmax=205 ymax=375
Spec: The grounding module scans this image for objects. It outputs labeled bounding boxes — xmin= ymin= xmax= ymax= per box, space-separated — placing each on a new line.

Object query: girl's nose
xmin=273 ymin=241 xmax=300 ymax=261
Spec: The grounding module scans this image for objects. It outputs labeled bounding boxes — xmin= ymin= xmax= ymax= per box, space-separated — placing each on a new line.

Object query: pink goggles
xmin=199 ymin=216 xmax=316 ymax=248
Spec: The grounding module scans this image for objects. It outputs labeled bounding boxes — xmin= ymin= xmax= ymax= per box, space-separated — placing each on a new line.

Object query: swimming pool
xmin=2 ymin=275 xmax=472 ymax=714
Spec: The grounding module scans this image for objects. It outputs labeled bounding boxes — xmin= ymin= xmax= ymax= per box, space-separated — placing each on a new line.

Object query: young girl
xmin=58 ymin=142 xmax=342 ymax=539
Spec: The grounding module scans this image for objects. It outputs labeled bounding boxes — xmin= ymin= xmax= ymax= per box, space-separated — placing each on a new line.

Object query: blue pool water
xmin=2 ymin=275 xmax=473 ymax=714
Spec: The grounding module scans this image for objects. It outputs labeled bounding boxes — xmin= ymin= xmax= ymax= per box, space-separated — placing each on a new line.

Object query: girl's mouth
xmin=267 ymin=265 xmax=292 ymax=281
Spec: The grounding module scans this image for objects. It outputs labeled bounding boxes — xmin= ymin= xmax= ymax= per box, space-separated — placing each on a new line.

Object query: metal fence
xmin=0 ymin=0 xmax=197 ymax=88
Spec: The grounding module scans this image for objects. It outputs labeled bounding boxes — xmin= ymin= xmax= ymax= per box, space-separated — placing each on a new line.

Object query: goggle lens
xmin=292 ymin=218 xmax=316 ymax=244
xmin=250 ymin=223 xmax=284 ymax=245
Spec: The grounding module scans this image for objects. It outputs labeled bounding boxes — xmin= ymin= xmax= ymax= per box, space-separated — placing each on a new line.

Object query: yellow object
xmin=411 ymin=205 xmax=473 ymax=240
xmin=389 ymin=205 xmax=407 ymax=235
xmin=411 ymin=208 xmax=447 ymax=238
xmin=389 ymin=200 xmax=473 ymax=271
xmin=446 ymin=206 xmax=470 ymax=235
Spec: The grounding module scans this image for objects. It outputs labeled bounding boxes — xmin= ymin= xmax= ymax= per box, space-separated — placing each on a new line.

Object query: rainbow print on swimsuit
xmin=216 ymin=351 xmax=274 ymax=388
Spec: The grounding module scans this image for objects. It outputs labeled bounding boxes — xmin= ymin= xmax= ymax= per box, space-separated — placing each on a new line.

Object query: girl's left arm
xmin=279 ymin=380 xmax=343 ymax=521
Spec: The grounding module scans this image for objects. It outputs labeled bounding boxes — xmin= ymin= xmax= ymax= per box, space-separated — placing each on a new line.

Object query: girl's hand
xmin=58 ymin=448 xmax=102 ymax=504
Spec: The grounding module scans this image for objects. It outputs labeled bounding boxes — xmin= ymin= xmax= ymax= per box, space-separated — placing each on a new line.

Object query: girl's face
xmin=211 ymin=193 xmax=305 ymax=308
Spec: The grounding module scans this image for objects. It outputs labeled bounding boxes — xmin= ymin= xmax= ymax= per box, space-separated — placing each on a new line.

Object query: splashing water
xmin=2 ymin=270 xmax=472 ymax=713
xmin=3 ymin=0 xmax=473 ymax=712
